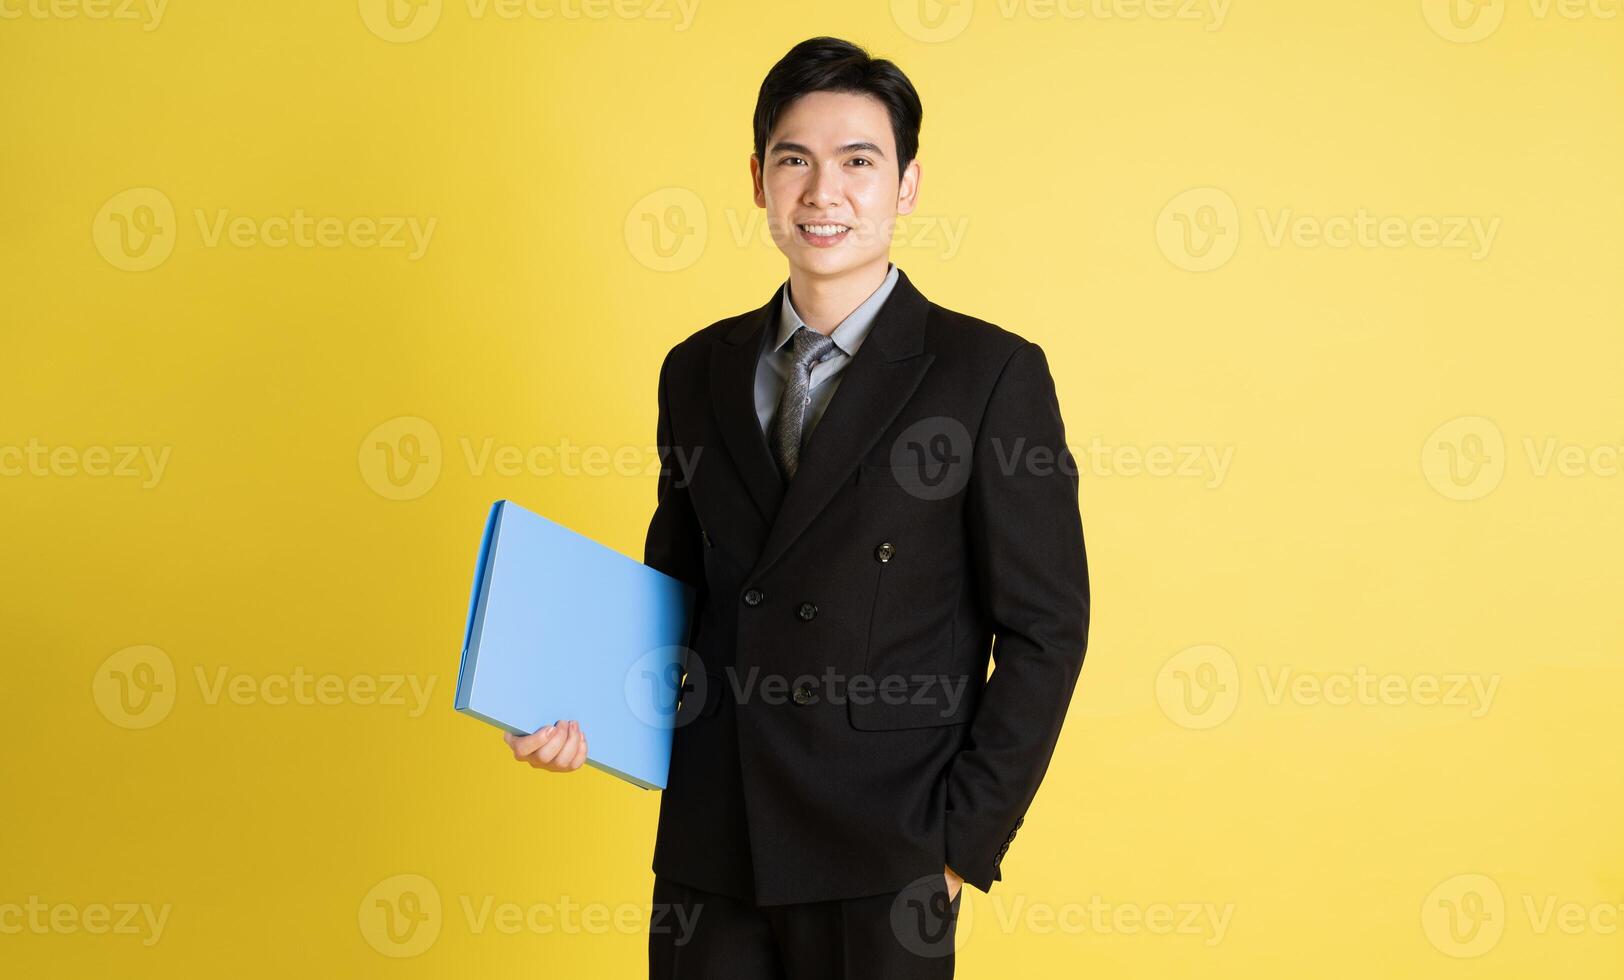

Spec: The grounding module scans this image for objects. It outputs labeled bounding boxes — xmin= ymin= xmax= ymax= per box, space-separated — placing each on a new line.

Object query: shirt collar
xmin=773 ymin=262 xmax=901 ymax=358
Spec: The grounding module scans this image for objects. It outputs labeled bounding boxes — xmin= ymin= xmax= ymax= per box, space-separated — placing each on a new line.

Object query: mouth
xmin=796 ymin=222 xmax=851 ymax=247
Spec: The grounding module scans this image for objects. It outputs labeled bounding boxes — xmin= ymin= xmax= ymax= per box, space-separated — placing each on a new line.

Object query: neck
xmin=786 ymin=257 xmax=891 ymax=335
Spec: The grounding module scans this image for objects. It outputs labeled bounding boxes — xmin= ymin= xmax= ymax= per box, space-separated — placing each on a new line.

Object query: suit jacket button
xmin=875 ymin=542 xmax=895 ymax=562
xmin=792 ymin=684 xmax=815 ymax=705
xmin=743 ymin=588 xmax=764 ymax=607
xmin=797 ymin=601 xmax=818 ymax=621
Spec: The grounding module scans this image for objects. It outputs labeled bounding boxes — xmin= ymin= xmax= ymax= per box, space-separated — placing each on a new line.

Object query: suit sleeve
xmin=943 ymin=341 xmax=1091 ymax=892
xmin=643 ymin=348 xmax=705 ymax=591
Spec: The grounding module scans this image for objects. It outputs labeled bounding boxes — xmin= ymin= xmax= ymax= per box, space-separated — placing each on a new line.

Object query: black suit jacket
xmin=643 ymin=267 xmax=1089 ymax=906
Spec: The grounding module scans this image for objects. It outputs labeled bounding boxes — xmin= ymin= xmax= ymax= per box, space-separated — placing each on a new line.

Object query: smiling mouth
xmin=797 ymin=222 xmax=851 ymax=244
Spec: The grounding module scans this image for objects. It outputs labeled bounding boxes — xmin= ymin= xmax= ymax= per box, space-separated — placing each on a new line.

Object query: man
xmin=503 ymin=36 xmax=1090 ymax=979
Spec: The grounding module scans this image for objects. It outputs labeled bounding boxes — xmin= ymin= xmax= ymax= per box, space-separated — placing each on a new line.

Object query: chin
xmin=790 ymin=250 xmax=870 ymax=279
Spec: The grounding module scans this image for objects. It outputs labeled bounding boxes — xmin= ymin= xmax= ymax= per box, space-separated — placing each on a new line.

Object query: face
xmin=751 ymin=90 xmax=920 ymax=282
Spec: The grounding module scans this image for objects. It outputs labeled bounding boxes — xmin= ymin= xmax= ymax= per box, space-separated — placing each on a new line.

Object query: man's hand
xmin=503 ymin=720 xmax=587 ymax=772
xmin=944 ymin=864 xmax=963 ymax=901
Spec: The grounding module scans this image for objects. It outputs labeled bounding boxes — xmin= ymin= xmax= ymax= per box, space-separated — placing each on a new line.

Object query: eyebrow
xmin=769 ymin=140 xmax=887 ymax=158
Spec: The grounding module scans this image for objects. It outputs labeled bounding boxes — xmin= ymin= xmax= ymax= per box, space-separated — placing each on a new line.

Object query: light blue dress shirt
xmin=754 ymin=262 xmax=901 ymax=453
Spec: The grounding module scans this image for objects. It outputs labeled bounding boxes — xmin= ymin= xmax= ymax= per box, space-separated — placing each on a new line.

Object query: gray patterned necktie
xmin=769 ymin=325 xmax=838 ymax=480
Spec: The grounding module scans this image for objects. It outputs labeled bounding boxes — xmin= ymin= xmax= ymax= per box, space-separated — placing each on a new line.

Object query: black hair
xmin=752 ymin=36 xmax=923 ymax=182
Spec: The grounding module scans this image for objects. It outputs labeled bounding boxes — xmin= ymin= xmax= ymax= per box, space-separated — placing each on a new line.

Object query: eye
xmin=849 ymin=157 xmax=873 ymax=167
xmin=779 ymin=156 xmax=807 ymax=167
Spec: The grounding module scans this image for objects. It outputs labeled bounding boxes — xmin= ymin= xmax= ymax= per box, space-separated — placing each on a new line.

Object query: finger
xmin=538 ymin=722 xmax=579 ymax=767
xmin=512 ymin=727 xmax=551 ymax=759
xmin=569 ymin=733 xmax=587 ymax=770
xmin=562 ymin=722 xmax=585 ymax=764
xmin=511 ymin=723 xmax=560 ymax=758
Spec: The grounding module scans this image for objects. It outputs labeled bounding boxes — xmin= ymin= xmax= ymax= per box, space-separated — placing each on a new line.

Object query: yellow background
xmin=3 ymin=0 xmax=1621 ymax=976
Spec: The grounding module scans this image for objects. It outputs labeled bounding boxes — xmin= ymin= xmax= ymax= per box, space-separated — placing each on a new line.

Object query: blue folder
xmin=454 ymin=499 xmax=697 ymax=790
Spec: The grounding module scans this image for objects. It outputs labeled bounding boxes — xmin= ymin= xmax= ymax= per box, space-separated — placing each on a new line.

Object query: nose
xmin=802 ymin=162 xmax=842 ymax=209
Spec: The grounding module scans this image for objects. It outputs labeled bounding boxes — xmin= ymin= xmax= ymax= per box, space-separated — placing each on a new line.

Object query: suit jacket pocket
xmin=847 ymin=675 xmax=975 ymax=731
xmin=856 ymin=462 xmax=905 ymax=487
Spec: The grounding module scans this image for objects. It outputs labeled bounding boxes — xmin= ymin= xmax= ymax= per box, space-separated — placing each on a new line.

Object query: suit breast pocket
xmin=856 ymin=462 xmax=905 ymax=487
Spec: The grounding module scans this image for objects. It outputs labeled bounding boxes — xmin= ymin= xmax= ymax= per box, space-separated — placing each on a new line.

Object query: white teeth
xmin=800 ymin=223 xmax=849 ymax=236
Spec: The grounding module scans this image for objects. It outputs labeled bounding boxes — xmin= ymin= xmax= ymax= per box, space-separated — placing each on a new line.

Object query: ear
xmin=750 ymin=154 xmax=766 ymax=208
xmin=896 ymin=158 xmax=921 ymax=217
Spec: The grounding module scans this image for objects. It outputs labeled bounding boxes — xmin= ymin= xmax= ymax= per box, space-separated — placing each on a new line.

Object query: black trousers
xmin=649 ymin=874 xmax=960 ymax=980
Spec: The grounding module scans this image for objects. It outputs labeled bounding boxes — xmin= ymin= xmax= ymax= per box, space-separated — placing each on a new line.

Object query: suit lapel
xmin=710 ymin=283 xmax=786 ymax=529
xmin=750 ymin=268 xmax=935 ymax=582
